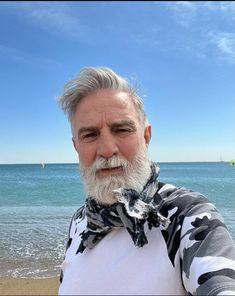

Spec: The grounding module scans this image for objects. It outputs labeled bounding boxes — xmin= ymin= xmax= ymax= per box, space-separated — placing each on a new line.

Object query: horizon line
xmin=0 ymin=160 xmax=231 ymax=165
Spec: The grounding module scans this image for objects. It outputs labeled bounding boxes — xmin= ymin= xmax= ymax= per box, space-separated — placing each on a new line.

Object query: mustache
xmin=90 ymin=156 xmax=129 ymax=173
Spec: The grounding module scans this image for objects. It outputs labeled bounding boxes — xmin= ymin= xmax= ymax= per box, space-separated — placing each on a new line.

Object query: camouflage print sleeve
xmin=180 ymin=197 xmax=235 ymax=295
xmin=159 ymin=186 xmax=235 ymax=295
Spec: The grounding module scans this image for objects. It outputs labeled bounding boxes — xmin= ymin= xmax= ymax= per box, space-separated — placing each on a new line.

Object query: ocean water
xmin=0 ymin=162 xmax=234 ymax=278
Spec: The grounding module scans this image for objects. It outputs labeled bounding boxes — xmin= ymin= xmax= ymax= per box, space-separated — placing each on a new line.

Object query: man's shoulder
xmin=66 ymin=204 xmax=86 ymax=241
xmin=158 ymin=183 xmax=215 ymax=218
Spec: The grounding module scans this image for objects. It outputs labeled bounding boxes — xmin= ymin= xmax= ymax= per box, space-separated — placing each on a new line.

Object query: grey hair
xmin=58 ymin=67 xmax=147 ymax=124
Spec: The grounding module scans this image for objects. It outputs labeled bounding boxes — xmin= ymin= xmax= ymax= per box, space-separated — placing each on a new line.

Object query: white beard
xmin=80 ymin=148 xmax=151 ymax=205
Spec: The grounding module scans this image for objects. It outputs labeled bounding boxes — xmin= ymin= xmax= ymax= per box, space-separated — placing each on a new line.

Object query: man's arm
xmin=180 ymin=199 xmax=235 ymax=295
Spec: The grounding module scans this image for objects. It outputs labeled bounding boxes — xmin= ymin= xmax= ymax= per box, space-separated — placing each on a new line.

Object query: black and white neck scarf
xmin=77 ymin=163 xmax=170 ymax=254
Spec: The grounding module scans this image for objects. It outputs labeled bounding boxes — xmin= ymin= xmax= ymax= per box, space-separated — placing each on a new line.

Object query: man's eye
xmin=81 ymin=133 xmax=98 ymax=142
xmin=114 ymin=128 xmax=133 ymax=135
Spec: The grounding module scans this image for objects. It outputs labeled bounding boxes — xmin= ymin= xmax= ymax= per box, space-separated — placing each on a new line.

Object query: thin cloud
xmin=164 ymin=1 xmax=235 ymax=64
xmin=165 ymin=1 xmax=197 ymax=27
xmin=204 ymin=1 xmax=235 ymax=19
xmin=167 ymin=1 xmax=235 ymax=26
xmin=209 ymin=32 xmax=235 ymax=64
xmin=1 ymin=2 xmax=86 ymax=40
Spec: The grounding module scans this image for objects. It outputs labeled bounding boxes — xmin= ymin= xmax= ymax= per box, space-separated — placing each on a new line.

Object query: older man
xmin=58 ymin=67 xmax=235 ymax=295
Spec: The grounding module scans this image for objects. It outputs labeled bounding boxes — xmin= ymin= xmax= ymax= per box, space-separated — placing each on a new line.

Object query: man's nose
xmin=96 ymin=132 xmax=118 ymax=158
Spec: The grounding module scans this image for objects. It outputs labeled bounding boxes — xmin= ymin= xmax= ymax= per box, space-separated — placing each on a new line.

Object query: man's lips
xmin=98 ymin=166 xmax=123 ymax=176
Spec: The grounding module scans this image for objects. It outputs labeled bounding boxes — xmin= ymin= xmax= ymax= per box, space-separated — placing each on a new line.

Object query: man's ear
xmin=72 ymin=137 xmax=78 ymax=153
xmin=144 ymin=124 xmax=151 ymax=145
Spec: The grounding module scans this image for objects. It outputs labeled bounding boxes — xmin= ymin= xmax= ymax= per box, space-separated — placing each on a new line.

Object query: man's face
xmin=72 ymin=89 xmax=151 ymax=204
xmin=72 ymin=89 xmax=151 ymax=171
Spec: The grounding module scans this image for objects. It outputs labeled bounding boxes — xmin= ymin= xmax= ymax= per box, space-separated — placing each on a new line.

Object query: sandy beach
xmin=0 ymin=277 xmax=59 ymax=295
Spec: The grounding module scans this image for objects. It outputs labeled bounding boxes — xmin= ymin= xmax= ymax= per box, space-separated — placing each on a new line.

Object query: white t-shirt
xmin=59 ymin=216 xmax=185 ymax=295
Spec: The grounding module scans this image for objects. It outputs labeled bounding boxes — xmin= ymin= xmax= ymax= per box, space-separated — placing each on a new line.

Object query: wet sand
xmin=0 ymin=277 xmax=59 ymax=295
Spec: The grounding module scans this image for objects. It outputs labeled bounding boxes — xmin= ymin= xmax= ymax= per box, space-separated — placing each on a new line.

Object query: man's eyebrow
xmin=110 ymin=120 xmax=137 ymax=129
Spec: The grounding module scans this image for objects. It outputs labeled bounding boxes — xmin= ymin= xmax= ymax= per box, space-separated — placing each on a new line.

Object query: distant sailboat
xmin=41 ymin=163 xmax=45 ymax=169
xmin=220 ymin=155 xmax=224 ymax=163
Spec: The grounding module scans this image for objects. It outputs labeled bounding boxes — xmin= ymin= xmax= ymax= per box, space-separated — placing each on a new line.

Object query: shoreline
xmin=0 ymin=277 xmax=59 ymax=295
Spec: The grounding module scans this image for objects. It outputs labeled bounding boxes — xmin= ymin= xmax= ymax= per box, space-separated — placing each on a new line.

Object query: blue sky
xmin=0 ymin=1 xmax=234 ymax=164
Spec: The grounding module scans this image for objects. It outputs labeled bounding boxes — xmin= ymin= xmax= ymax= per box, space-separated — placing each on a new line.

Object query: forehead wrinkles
xmin=76 ymin=95 xmax=138 ymax=124
xmin=81 ymin=92 xmax=133 ymax=114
